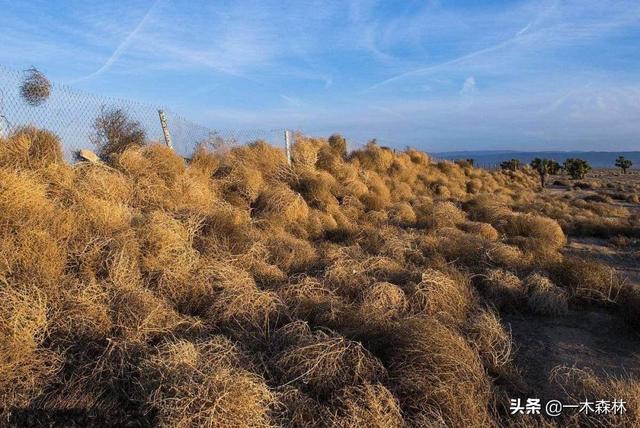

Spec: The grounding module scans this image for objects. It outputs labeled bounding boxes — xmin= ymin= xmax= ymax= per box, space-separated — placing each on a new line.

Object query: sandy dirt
xmin=504 ymin=169 xmax=640 ymax=402
xmin=505 ymin=308 xmax=640 ymax=400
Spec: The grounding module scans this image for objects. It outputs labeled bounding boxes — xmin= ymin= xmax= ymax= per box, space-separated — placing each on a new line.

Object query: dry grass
xmin=553 ymin=256 xmax=623 ymax=304
xmin=551 ymin=366 xmax=640 ymax=427
xmin=0 ymin=126 xmax=63 ymax=168
xmin=416 ymin=200 xmax=467 ymax=229
xmin=0 ymin=285 xmax=63 ymax=413
xmin=389 ymin=317 xmax=495 ymax=427
xmin=466 ymin=309 xmax=514 ymax=376
xmin=524 ymin=273 xmax=568 ymax=316
xmin=410 ymin=268 xmax=474 ymax=327
xmin=480 ymin=269 xmax=527 ymax=311
xmin=331 ymin=383 xmax=404 ymax=427
xmin=141 ymin=337 xmax=275 ymax=427
xmin=273 ymin=321 xmax=387 ymax=397
xmin=359 ymin=281 xmax=407 ymax=323
xmin=460 ymin=220 xmax=500 ymax=241
xmin=254 ymin=184 xmax=309 ymax=224
xmin=4 ymin=127 xmax=639 ymax=425
xmin=502 ymin=213 xmax=566 ymax=250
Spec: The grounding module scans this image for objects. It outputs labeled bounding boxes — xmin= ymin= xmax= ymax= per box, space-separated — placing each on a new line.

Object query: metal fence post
xmin=158 ymin=109 xmax=173 ymax=149
xmin=284 ymin=129 xmax=292 ymax=165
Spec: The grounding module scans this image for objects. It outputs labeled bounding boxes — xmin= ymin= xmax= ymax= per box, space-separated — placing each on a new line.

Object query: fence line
xmin=0 ymin=64 xmax=289 ymax=161
xmin=0 ymin=64 xmax=508 ymax=171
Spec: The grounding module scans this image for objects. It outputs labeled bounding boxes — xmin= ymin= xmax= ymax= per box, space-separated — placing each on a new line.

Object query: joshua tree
xmin=530 ymin=158 xmax=555 ymax=188
xmin=563 ymin=158 xmax=591 ymax=180
xmin=500 ymin=159 xmax=521 ymax=171
xmin=548 ymin=160 xmax=562 ymax=175
xmin=615 ymin=156 xmax=632 ymax=174
xmin=455 ymin=158 xmax=474 ymax=168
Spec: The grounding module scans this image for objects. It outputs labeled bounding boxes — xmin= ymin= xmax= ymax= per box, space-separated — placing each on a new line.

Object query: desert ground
xmin=1 ymin=127 xmax=640 ymax=427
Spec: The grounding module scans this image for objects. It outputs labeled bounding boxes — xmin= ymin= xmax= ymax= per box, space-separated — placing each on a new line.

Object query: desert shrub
xmin=480 ymin=269 xmax=526 ymax=311
xmin=278 ymin=275 xmax=346 ymax=326
xmin=328 ymin=134 xmax=348 ymax=159
xmin=524 ymin=273 xmax=568 ymax=316
xmin=502 ymin=213 xmax=566 ymax=250
xmin=190 ymin=143 xmax=220 ymax=177
xmin=207 ymin=285 xmax=283 ymax=336
xmin=388 ymin=201 xmax=416 ymax=227
xmin=331 ymin=383 xmax=404 ymax=427
xmin=351 ymin=141 xmax=395 ymax=173
xmin=455 ymin=158 xmax=474 ymax=168
xmin=467 ymin=178 xmax=483 ymax=193
xmin=109 ymin=284 xmax=182 ymax=342
xmin=360 ymin=172 xmax=391 ymax=211
xmin=274 ymin=386 xmax=330 ymax=426
xmin=20 ymin=67 xmax=51 ymax=106
xmin=198 ymin=207 xmax=258 ymax=256
xmin=1 ymin=228 xmax=68 ymax=287
xmin=431 ymin=227 xmax=490 ymax=267
xmin=140 ymin=337 xmax=275 ymax=427
xmin=294 ymin=169 xmax=339 ymax=210
xmin=551 ymin=366 xmax=640 ymax=427
xmin=273 ymin=322 xmax=387 ymax=397
xmin=138 ymin=211 xmax=199 ymax=285
xmin=76 ymin=196 xmax=133 ymax=236
xmin=359 ymin=281 xmax=407 ymax=324
xmin=5 ymin=125 xmax=636 ymax=426
xmin=389 ymin=318 xmax=494 ymax=426
xmin=0 ymin=285 xmax=63 ymax=412
xmin=460 ymin=221 xmax=500 ymax=241
xmin=92 ymin=107 xmax=146 ymax=157
xmin=0 ymin=126 xmax=63 ymax=168
xmin=265 ymin=231 xmax=318 ymax=273
xmin=466 ymin=310 xmax=513 ymax=375
xmin=553 ymin=257 xmax=623 ymax=304
xmin=73 ymin=163 xmax=133 ymax=204
xmin=143 ymin=144 xmax=186 ymax=183
xmin=484 ymin=242 xmax=528 ymax=271
xmin=48 ymin=281 xmax=112 ymax=345
xmin=582 ymin=193 xmax=613 ymax=204
xmin=464 ymin=194 xmax=513 ymax=224
xmin=416 ymin=200 xmax=466 ymax=229
xmin=323 ymin=246 xmax=411 ymax=299
xmin=29 ymin=338 xmax=141 ymax=422
xmin=254 ymin=184 xmax=309 ymax=224
xmin=410 ymin=268 xmax=474 ymax=327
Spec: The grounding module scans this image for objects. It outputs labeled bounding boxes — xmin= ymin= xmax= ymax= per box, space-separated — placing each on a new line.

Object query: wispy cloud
xmin=70 ymin=0 xmax=161 ymax=82
xmin=1 ymin=0 xmax=640 ymax=151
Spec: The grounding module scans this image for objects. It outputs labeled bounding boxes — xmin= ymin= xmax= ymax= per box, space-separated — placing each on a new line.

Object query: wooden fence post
xmin=284 ymin=129 xmax=292 ymax=165
xmin=158 ymin=110 xmax=173 ymax=149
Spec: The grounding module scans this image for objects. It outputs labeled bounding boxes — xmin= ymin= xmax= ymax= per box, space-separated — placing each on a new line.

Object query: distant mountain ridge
xmin=432 ymin=150 xmax=640 ymax=169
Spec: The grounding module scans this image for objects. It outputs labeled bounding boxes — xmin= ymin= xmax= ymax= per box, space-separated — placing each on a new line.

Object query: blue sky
xmin=1 ymin=0 xmax=640 ymax=151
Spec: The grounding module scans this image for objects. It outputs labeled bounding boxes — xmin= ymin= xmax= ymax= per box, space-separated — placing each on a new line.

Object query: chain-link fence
xmin=0 ymin=64 xmax=286 ymax=160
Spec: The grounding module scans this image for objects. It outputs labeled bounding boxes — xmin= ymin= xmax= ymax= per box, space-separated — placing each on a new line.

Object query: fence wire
xmin=0 ymin=64 xmax=285 ymax=160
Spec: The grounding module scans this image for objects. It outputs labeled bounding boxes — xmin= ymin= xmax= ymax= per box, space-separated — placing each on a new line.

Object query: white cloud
xmin=460 ymin=76 xmax=476 ymax=95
